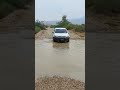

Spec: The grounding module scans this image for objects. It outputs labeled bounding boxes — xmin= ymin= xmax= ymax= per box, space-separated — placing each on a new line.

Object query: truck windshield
xmin=55 ymin=29 xmax=67 ymax=33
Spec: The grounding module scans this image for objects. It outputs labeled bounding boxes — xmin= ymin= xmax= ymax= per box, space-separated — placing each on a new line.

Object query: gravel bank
xmin=35 ymin=76 xmax=85 ymax=90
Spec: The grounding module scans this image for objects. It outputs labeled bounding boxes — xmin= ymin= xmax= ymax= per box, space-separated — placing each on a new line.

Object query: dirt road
xmin=35 ymin=27 xmax=85 ymax=90
xmin=35 ymin=27 xmax=85 ymax=40
xmin=35 ymin=27 xmax=85 ymax=81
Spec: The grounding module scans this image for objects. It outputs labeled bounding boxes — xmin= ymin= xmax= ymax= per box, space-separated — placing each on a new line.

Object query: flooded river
xmin=35 ymin=39 xmax=85 ymax=82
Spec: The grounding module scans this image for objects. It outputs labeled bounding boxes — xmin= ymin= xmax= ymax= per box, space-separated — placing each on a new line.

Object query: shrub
xmin=50 ymin=15 xmax=85 ymax=32
xmin=50 ymin=25 xmax=56 ymax=28
xmin=35 ymin=26 xmax=41 ymax=34
xmin=35 ymin=20 xmax=46 ymax=30
xmin=74 ymin=24 xmax=85 ymax=32
xmin=66 ymin=24 xmax=74 ymax=30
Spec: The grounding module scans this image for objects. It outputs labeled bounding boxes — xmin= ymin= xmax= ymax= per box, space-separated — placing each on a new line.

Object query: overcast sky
xmin=35 ymin=0 xmax=85 ymax=21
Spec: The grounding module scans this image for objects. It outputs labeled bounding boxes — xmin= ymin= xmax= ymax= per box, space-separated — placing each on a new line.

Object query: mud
xmin=35 ymin=27 xmax=85 ymax=89
xmin=35 ymin=39 xmax=85 ymax=82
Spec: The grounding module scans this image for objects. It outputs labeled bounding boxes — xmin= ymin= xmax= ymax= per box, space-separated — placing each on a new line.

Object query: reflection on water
xmin=35 ymin=39 xmax=85 ymax=82
xmin=52 ymin=42 xmax=69 ymax=49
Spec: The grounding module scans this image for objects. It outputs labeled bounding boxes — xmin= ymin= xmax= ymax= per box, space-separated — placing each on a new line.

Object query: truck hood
xmin=54 ymin=33 xmax=69 ymax=37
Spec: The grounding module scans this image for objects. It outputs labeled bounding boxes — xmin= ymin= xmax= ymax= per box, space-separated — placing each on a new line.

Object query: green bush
xmin=72 ymin=24 xmax=85 ymax=32
xmin=35 ymin=20 xmax=46 ymax=33
xmin=66 ymin=24 xmax=74 ymax=30
xmin=35 ymin=26 xmax=41 ymax=34
xmin=50 ymin=25 xmax=56 ymax=28
xmin=35 ymin=20 xmax=46 ymax=30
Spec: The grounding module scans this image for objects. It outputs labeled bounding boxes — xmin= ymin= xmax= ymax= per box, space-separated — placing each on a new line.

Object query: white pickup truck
xmin=52 ymin=28 xmax=70 ymax=42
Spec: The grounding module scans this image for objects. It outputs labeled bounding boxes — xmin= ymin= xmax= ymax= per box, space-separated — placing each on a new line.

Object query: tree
xmin=62 ymin=15 xmax=67 ymax=22
xmin=56 ymin=15 xmax=71 ymax=28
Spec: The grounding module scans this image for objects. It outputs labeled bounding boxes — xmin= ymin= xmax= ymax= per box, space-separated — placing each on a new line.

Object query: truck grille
xmin=58 ymin=36 xmax=65 ymax=38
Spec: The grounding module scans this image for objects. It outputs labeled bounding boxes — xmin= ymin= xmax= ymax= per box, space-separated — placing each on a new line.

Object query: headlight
xmin=53 ymin=35 xmax=57 ymax=37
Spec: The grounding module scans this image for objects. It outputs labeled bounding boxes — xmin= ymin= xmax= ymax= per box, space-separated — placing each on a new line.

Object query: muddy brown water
xmin=35 ymin=39 xmax=85 ymax=82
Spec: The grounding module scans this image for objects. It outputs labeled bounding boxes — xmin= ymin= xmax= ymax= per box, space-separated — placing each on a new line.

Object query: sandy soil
xmin=35 ymin=27 xmax=85 ymax=40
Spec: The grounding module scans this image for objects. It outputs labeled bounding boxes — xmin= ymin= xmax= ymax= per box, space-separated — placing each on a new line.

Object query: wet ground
xmin=35 ymin=39 xmax=85 ymax=82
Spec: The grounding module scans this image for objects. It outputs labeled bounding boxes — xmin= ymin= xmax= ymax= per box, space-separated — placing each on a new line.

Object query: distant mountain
xmin=44 ymin=17 xmax=85 ymax=25
xmin=69 ymin=17 xmax=85 ymax=24
xmin=44 ymin=21 xmax=58 ymax=25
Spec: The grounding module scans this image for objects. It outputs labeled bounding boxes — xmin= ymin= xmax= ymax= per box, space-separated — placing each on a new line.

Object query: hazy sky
xmin=35 ymin=0 xmax=85 ymax=21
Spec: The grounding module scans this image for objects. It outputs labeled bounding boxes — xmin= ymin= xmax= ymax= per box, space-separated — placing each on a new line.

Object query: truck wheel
xmin=67 ymin=39 xmax=69 ymax=42
xmin=53 ymin=38 xmax=55 ymax=42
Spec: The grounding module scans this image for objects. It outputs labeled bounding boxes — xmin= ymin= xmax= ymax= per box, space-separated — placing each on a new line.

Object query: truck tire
xmin=53 ymin=38 xmax=56 ymax=42
xmin=67 ymin=39 xmax=69 ymax=42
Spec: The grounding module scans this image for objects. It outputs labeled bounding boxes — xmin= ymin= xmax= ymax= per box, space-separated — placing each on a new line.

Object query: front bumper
xmin=53 ymin=36 xmax=69 ymax=41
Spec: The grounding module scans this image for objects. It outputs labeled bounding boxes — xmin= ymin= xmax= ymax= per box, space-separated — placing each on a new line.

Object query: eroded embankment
xmin=35 ymin=28 xmax=85 ymax=40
